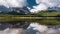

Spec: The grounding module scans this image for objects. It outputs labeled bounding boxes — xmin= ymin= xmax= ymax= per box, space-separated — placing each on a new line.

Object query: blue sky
xmin=28 ymin=0 xmax=60 ymax=13
xmin=27 ymin=0 xmax=37 ymax=8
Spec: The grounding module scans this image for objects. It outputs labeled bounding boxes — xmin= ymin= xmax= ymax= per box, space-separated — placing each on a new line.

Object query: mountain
xmin=0 ymin=6 xmax=11 ymax=13
xmin=0 ymin=6 xmax=31 ymax=14
xmin=8 ymin=7 xmax=31 ymax=15
xmin=0 ymin=5 xmax=60 ymax=14
xmin=48 ymin=7 xmax=60 ymax=10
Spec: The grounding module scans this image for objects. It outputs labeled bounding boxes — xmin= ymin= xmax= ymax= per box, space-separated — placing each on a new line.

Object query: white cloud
xmin=30 ymin=0 xmax=60 ymax=13
xmin=30 ymin=3 xmax=48 ymax=13
xmin=0 ymin=0 xmax=27 ymax=8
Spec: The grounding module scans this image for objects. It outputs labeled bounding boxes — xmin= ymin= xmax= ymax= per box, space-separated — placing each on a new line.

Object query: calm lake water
xmin=0 ymin=20 xmax=60 ymax=34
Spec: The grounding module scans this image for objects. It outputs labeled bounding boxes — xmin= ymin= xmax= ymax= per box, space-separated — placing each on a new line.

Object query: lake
xmin=0 ymin=19 xmax=60 ymax=34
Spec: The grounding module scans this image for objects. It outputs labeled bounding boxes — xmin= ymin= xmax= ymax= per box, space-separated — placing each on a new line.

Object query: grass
xmin=0 ymin=17 xmax=60 ymax=25
xmin=0 ymin=11 xmax=60 ymax=25
xmin=0 ymin=11 xmax=60 ymax=17
xmin=0 ymin=16 xmax=60 ymax=25
xmin=37 ymin=11 xmax=60 ymax=16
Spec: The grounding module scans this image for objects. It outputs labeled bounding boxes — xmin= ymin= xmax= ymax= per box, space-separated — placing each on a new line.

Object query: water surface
xmin=0 ymin=20 xmax=60 ymax=34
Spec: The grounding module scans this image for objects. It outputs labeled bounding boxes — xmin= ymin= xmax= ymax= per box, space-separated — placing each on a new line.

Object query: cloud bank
xmin=30 ymin=0 xmax=60 ymax=13
xmin=0 ymin=0 xmax=60 ymax=13
xmin=0 ymin=0 xmax=27 ymax=8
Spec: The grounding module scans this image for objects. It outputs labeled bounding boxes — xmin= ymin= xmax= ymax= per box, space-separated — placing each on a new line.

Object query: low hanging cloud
xmin=30 ymin=0 xmax=60 ymax=13
xmin=0 ymin=0 xmax=27 ymax=8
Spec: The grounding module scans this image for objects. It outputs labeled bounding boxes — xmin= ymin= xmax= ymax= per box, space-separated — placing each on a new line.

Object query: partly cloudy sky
xmin=0 ymin=0 xmax=60 ymax=13
xmin=29 ymin=0 xmax=60 ymax=13
xmin=0 ymin=0 xmax=27 ymax=8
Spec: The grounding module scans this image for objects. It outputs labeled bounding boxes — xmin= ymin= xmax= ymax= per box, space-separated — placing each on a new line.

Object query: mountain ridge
xmin=0 ymin=6 xmax=31 ymax=14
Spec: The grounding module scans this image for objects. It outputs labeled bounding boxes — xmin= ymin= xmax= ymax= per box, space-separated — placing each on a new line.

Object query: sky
xmin=0 ymin=0 xmax=27 ymax=8
xmin=29 ymin=0 xmax=60 ymax=13
xmin=27 ymin=0 xmax=37 ymax=8
xmin=0 ymin=0 xmax=60 ymax=13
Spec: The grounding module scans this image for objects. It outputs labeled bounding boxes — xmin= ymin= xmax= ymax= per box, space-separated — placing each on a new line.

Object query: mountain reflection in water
xmin=0 ymin=22 xmax=60 ymax=34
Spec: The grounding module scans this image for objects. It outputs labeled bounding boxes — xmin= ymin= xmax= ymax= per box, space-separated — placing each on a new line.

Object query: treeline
xmin=0 ymin=10 xmax=60 ymax=17
xmin=34 ymin=10 xmax=60 ymax=17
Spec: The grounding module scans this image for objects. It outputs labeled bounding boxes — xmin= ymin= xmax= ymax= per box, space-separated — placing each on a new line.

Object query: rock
xmin=8 ymin=7 xmax=31 ymax=14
